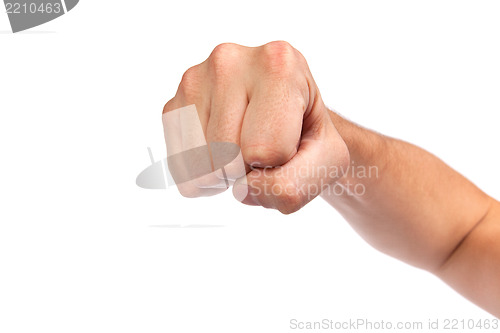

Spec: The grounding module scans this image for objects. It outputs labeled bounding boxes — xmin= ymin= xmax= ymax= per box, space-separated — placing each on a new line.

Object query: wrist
xmin=326 ymin=108 xmax=387 ymax=189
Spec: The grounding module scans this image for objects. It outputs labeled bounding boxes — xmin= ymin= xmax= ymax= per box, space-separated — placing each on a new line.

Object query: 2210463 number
xmin=443 ymin=319 xmax=499 ymax=330
xmin=5 ymin=2 xmax=62 ymax=14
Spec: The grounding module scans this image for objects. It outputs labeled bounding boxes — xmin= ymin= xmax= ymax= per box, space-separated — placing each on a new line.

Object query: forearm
xmin=322 ymin=110 xmax=500 ymax=316
xmin=321 ymin=110 xmax=492 ymax=272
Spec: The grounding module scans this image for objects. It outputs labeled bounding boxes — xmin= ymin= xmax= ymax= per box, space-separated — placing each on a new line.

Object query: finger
xmin=234 ymin=109 xmax=350 ymax=214
xmin=214 ymin=151 xmax=250 ymax=181
xmin=177 ymin=181 xmax=226 ymax=198
xmin=163 ymin=103 xmax=226 ymax=197
xmin=198 ymin=75 xmax=248 ymax=188
xmin=240 ymin=74 xmax=308 ymax=168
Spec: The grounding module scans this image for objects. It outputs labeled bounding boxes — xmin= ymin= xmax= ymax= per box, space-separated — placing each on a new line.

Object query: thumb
xmin=233 ymin=113 xmax=350 ymax=214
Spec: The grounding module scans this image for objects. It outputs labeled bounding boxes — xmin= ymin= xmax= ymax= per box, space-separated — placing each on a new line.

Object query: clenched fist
xmin=161 ymin=41 xmax=500 ymax=318
xmin=163 ymin=41 xmax=349 ymax=214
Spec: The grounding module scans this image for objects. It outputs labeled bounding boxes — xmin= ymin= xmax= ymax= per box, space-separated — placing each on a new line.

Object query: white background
xmin=1 ymin=1 xmax=500 ymax=332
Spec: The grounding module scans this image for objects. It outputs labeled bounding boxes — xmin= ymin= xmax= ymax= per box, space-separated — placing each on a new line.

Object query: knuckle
xmin=178 ymin=66 xmax=201 ymax=100
xmin=264 ymin=40 xmax=295 ymax=54
xmin=181 ymin=65 xmax=199 ymax=84
xmin=208 ymin=43 xmax=240 ymax=75
xmin=261 ymin=41 xmax=298 ymax=74
xmin=163 ymin=98 xmax=177 ymax=114
xmin=211 ymin=42 xmax=239 ymax=58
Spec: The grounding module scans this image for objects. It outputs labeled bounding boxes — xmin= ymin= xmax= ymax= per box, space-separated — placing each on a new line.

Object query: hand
xmin=163 ymin=41 xmax=349 ymax=214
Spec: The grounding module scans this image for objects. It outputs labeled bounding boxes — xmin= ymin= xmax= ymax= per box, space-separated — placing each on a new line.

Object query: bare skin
xmin=163 ymin=41 xmax=500 ymax=317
